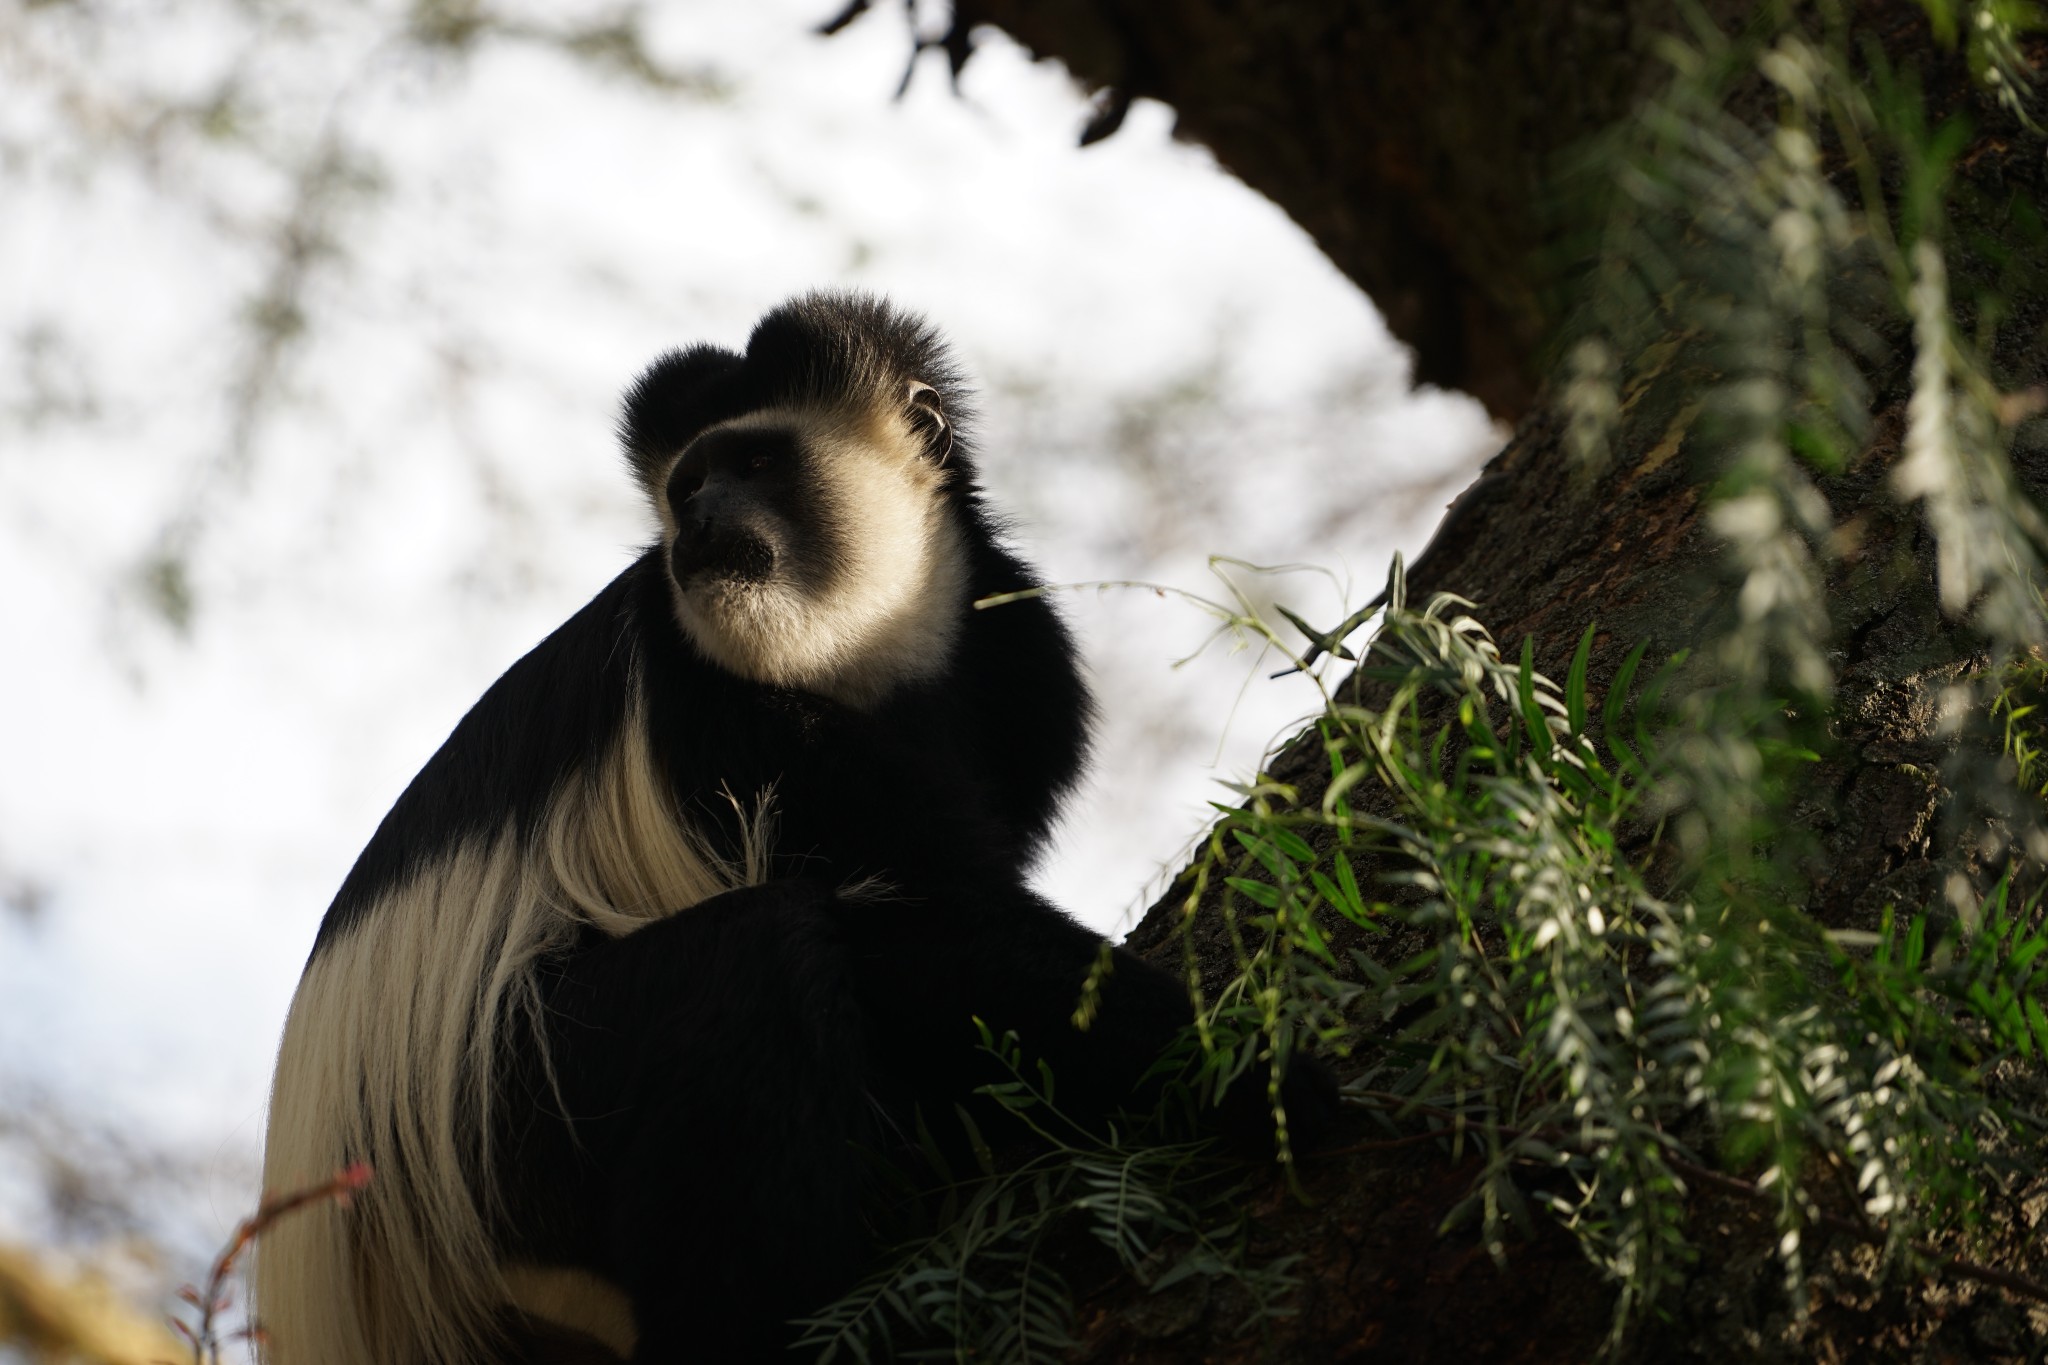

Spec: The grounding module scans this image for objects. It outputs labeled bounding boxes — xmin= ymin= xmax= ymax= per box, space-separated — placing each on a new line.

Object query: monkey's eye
xmin=746 ymin=450 xmax=774 ymax=474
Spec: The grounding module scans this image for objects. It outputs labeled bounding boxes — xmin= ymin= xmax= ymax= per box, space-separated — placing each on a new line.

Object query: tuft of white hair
xmin=253 ymin=692 xmax=771 ymax=1365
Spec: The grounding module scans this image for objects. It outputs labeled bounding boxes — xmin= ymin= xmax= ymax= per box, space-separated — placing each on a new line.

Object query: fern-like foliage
xmin=792 ymin=1026 xmax=1292 ymax=1364
xmin=1181 ymin=570 xmax=2048 ymax=1347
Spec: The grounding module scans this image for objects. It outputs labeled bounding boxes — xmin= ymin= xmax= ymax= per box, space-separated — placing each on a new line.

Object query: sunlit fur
xmin=659 ymin=406 xmax=969 ymax=710
xmin=501 ymin=1265 xmax=639 ymax=1359
xmin=254 ymin=699 xmax=770 ymax=1365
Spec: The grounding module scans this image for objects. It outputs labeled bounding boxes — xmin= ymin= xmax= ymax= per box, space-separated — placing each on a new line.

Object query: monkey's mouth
xmin=670 ymin=528 xmax=776 ymax=587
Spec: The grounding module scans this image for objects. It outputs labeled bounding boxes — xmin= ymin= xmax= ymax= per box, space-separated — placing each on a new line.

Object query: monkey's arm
xmin=532 ymin=881 xmax=1191 ymax=1155
xmin=829 ymin=886 xmax=1186 ymax=1120
xmin=833 ymin=884 xmax=1340 ymax=1153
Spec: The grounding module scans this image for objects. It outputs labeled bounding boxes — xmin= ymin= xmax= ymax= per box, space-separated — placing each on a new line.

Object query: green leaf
xmin=2012 ymin=996 xmax=2048 ymax=1059
xmin=2027 ymin=997 xmax=2048 ymax=1058
xmin=1232 ymin=828 xmax=1292 ymax=878
xmin=1310 ymin=869 xmax=1372 ymax=930
xmin=1270 ymin=828 xmax=1317 ymax=864
xmin=1918 ymin=0 xmax=1959 ymax=47
xmin=955 ymin=1103 xmax=998 ymax=1176
xmin=1517 ymin=636 xmax=1551 ymax=759
xmin=1603 ymin=639 xmax=1650 ymax=773
xmin=1225 ymin=876 xmax=1283 ymax=908
xmin=1323 ymin=761 xmax=1368 ymax=817
xmin=1566 ymin=621 xmax=1596 ymax=739
xmin=1296 ymin=914 xmax=1334 ymax=962
xmin=1335 ymin=855 xmax=1371 ymax=925
xmin=2008 ymin=934 xmax=2047 ymax=977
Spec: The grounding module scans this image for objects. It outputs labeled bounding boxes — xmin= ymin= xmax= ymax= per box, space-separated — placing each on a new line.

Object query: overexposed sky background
xmin=0 ymin=0 xmax=1496 ymax=1274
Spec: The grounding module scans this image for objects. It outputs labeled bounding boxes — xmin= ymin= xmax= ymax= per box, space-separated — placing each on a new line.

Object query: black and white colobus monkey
xmin=256 ymin=293 xmax=1322 ymax=1365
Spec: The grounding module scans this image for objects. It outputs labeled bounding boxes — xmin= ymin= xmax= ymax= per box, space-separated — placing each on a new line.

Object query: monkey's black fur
xmin=282 ymin=295 xmax=1331 ymax=1364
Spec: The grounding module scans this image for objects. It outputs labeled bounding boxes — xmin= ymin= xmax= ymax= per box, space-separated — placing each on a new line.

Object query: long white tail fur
xmin=254 ymin=695 xmax=769 ymax=1364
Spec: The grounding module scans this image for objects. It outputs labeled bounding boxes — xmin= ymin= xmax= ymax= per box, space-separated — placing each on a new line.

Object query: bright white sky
xmin=0 ymin=0 xmax=1495 ymax=1258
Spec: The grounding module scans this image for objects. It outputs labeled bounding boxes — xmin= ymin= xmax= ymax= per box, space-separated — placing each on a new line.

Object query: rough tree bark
xmin=879 ymin=2 xmax=2048 ymax=1360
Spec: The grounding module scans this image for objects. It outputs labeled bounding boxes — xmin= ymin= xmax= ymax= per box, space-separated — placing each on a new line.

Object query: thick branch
xmin=951 ymin=0 xmax=1754 ymax=417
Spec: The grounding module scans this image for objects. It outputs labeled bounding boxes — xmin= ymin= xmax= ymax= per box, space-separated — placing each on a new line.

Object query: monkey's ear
xmin=620 ymin=345 xmax=744 ymax=495
xmin=904 ymin=380 xmax=953 ymax=465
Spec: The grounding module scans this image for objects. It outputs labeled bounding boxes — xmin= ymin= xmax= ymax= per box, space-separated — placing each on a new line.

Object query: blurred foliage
xmin=0 ymin=1088 xmax=248 ymax=1362
xmin=0 ymin=1242 xmax=184 ymax=1365
xmin=0 ymin=0 xmax=727 ymax=630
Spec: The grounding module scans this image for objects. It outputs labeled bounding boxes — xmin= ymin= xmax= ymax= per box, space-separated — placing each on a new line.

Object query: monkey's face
xmin=656 ymin=387 xmax=968 ymax=708
xmin=664 ymin=422 xmax=823 ymax=592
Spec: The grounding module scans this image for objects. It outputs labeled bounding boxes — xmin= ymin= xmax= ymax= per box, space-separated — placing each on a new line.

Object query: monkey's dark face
xmin=653 ymin=396 xmax=967 ymax=709
xmin=664 ymin=424 xmax=832 ymax=593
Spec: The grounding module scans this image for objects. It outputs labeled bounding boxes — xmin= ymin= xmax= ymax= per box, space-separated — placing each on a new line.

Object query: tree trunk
xmin=954 ymin=0 xmax=1764 ymax=421
xmin=921 ymin=2 xmax=2048 ymax=1360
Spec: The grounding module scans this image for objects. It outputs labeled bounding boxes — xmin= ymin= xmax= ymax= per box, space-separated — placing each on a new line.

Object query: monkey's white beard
xmin=672 ymin=452 xmax=970 ymax=709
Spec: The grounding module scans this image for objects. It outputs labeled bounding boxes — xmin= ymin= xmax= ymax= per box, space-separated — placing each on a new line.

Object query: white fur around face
xmin=659 ymin=406 xmax=969 ymax=710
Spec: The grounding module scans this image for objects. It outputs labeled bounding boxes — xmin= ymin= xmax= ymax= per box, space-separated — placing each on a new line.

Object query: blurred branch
xmin=3 ymin=0 xmax=731 ymax=632
xmin=138 ymin=120 xmax=377 ymax=633
xmin=403 ymin=0 xmax=728 ymax=93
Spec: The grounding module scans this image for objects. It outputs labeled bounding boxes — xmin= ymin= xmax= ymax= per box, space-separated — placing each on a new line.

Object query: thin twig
xmin=174 ymin=1164 xmax=373 ymax=1363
